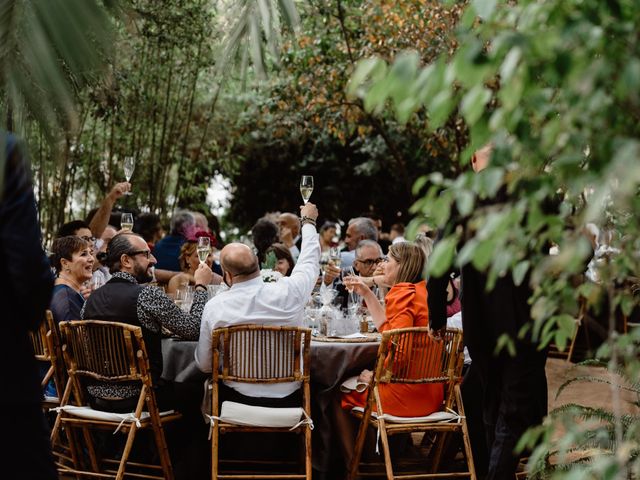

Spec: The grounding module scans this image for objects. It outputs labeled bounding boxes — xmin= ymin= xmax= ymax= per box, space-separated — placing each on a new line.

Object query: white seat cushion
xmin=57 ymin=405 xmax=175 ymax=423
xmin=219 ymin=401 xmax=307 ymax=428
xmin=351 ymin=406 xmax=459 ymax=424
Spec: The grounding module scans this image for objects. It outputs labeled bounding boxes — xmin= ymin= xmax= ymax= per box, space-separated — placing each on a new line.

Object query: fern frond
xmin=555 ymin=375 xmax=640 ymax=399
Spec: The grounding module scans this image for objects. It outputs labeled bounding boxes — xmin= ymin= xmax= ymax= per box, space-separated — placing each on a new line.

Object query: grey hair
xmin=414 ymin=232 xmax=434 ymax=261
xmin=106 ymin=233 xmax=137 ymax=274
xmin=348 ymin=217 xmax=378 ymax=241
xmin=170 ymin=210 xmax=195 ymax=236
xmin=355 ymin=239 xmax=383 ymax=258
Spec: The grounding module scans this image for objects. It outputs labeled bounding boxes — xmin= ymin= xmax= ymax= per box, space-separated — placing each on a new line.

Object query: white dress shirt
xmin=196 ymin=223 xmax=320 ymax=398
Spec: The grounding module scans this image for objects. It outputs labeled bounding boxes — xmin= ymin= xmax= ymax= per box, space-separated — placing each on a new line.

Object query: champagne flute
xmin=121 ymin=212 xmax=134 ymax=232
xmin=329 ymin=246 xmax=342 ymax=268
xmin=123 ymin=156 xmax=135 ymax=195
xmin=344 ymin=266 xmax=356 ymax=293
xmin=300 ymin=175 xmax=314 ymax=204
xmin=197 ymin=236 xmax=211 ymax=265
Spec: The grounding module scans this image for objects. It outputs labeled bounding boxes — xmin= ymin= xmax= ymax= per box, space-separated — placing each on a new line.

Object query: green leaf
xmin=495 ymin=333 xmax=516 ymax=356
xmin=461 ymin=85 xmax=491 ymax=126
xmin=498 ymin=64 xmax=525 ymax=111
xmin=455 ymin=190 xmax=475 ymax=217
xmin=556 ymin=314 xmax=577 ymax=337
xmin=500 ymin=47 xmax=522 ymax=83
xmin=512 ymin=260 xmax=530 ymax=286
xmin=427 ymin=235 xmax=458 ymax=277
xmin=346 ymin=57 xmax=387 ymax=99
xmin=472 ymin=0 xmax=498 ymax=20
xmin=427 ymin=89 xmax=454 ymax=129
xmin=387 ymin=51 xmax=420 ymax=105
xmin=412 ymin=175 xmax=429 ymax=196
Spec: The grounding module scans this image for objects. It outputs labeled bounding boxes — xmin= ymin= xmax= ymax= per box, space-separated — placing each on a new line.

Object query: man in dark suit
xmin=0 ymin=132 xmax=57 ymax=479
xmin=429 ymin=144 xmax=548 ymax=480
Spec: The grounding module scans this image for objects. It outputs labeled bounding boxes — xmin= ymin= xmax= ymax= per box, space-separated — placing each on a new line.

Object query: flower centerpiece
xmin=260 ymin=251 xmax=283 ymax=283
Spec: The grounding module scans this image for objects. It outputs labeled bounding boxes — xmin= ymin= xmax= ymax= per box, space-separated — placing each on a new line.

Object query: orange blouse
xmin=342 ymin=280 xmax=444 ymax=417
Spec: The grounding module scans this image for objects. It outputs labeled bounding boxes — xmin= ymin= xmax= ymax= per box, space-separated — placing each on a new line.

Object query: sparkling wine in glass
xmin=123 ymin=156 xmax=135 ymax=195
xmin=121 ymin=212 xmax=134 ymax=232
xmin=300 ymin=175 xmax=314 ymax=204
xmin=197 ymin=237 xmax=211 ymax=265
xmin=329 ymin=246 xmax=342 ymax=268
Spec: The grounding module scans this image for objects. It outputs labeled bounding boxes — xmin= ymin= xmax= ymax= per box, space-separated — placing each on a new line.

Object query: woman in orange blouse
xmin=342 ymin=242 xmax=443 ymax=417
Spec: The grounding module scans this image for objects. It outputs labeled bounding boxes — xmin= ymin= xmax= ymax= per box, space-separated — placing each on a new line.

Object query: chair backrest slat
xmin=59 ymin=320 xmax=147 ymax=383
xmin=376 ymin=327 xmax=463 ymax=385
xmin=212 ymin=325 xmax=311 ymax=384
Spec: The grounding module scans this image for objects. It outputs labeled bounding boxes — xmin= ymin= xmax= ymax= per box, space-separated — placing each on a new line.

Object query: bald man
xmin=278 ymin=212 xmax=302 ymax=260
xmin=196 ymin=202 xmax=320 ymax=402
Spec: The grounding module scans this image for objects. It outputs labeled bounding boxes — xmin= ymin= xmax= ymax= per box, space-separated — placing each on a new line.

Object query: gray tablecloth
xmin=161 ymin=337 xmax=379 ymax=473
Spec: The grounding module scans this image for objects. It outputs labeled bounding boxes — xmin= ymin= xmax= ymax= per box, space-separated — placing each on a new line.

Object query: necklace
xmin=57 ymin=272 xmax=84 ymax=292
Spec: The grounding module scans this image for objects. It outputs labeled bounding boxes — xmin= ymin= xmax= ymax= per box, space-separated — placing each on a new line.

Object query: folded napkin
xmin=340 ymin=375 xmax=369 ymax=393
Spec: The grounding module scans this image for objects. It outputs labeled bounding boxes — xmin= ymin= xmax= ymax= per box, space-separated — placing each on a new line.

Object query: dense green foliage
xmin=215 ymin=0 xmax=466 ymax=229
xmin=348 ymin=0 xmax=640 ymax=476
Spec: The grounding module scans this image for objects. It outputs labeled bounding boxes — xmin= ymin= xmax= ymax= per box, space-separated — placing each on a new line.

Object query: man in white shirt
xmin=196 ymin=202 xmax=320 ymax=401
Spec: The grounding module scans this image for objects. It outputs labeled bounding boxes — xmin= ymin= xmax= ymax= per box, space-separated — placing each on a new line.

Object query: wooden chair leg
xmin=211 ymin=424 xmax=220 ymax=480
xmin=456 ymin=385 xmax=477 ymax=480
xmin=150 ymin=415 xmax=174 ymax=480
xmin=348 ymin=408 xmax=372 ymax=480
xmin=67 ymin=426 xmax=85 ymax=476
xmin=377 ymin=418 xmax=394 ymax=480
xmin=305 ymin=425 xmax=312 ymax=479
xmin=116 ymin=425 xmax=138 ymax=480
xmin=81 ymin=426 xmax=100 ymax=472
xmin=430 ymin=432 xmax=449 ymax=473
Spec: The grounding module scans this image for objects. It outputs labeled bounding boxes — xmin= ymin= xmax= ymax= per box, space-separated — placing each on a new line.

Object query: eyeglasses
xmin=80 ymin=235 xmax=97 ymax=243
xmin=355 ymin=257 xmax=384 ymax=267
xmin=127 ymin=249 xmax=151 ymax=259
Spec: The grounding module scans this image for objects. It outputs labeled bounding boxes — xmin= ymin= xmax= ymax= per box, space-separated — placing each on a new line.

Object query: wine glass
xmin=121 ymin=213 xmax=134 ymax=232
xmin=343 ymin=266 xmax=356 ymax=293
xmin=197 ymin=236 xmax=211 ymax=265
xmin=300 ymin=175 xmax=314 ymax=204
xmin=123 ymin=156 xmax=135 ymax=195
xmin=329 ymin=246 xmax=342 ymax=268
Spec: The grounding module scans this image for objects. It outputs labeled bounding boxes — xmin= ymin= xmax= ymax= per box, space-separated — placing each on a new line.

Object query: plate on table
xmin=312 ymin=332 xmax=381 ymax=343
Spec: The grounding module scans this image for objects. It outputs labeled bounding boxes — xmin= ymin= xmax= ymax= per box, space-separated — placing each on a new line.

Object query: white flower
xmin=260 ymin=268 xmax=283 ymax=283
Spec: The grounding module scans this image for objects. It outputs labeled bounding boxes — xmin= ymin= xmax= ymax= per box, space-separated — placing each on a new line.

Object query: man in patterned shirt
xmin=82 ymin=231 xmax=213 ymax=412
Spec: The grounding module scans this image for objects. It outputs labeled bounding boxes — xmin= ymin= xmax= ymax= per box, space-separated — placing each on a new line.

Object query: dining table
xmin=161 ymin=332 xmax=381 ymax=474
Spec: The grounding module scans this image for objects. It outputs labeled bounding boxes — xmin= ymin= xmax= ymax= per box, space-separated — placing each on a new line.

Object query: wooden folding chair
xmin=29 ymin=310 xmax=65 ymax=409
xmin=51 ymin=320 xmax=182 ymax=480
xmin=347 ymin=327 xmax=475 ymax=480
xmin=210 ymin=325 xmax=313 ymax=480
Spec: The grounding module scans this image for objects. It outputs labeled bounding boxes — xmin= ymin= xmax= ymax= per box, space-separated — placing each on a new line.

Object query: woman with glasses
xmin=341 ymin=242 xmax=443 ymax=416
xmin=49 ymin=236 xmax=94 ymax=323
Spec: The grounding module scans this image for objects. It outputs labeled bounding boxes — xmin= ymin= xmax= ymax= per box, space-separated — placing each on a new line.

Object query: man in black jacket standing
xmin=429 ymin=144 xmax=548 ymax=480
xmin=0 ymin=132 xmax=57 ymax=479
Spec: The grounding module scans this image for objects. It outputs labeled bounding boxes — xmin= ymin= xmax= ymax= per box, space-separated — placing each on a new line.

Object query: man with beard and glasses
xmin=82 ymin=232 xmax=213 ymax=412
